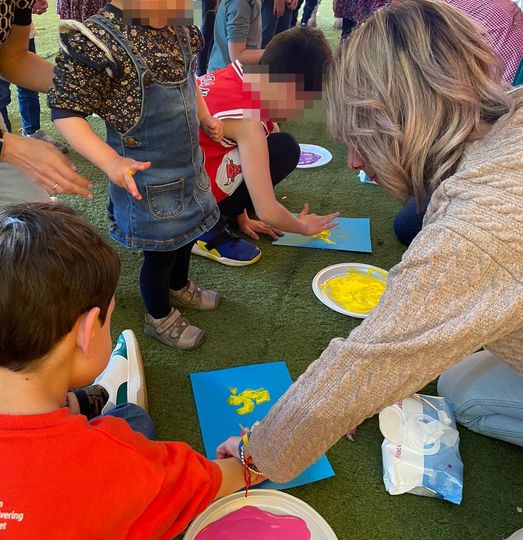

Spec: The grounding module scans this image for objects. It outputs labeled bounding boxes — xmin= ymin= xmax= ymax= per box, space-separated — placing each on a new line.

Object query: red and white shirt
xmin=198 ymin=60 xmax=277 ymax=203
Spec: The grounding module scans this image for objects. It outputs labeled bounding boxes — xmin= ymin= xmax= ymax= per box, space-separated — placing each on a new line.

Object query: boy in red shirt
xmin=0 ymin=203 xmax=258 ymax=539
xmin=194 ymin=27 xmax=338 ymax=266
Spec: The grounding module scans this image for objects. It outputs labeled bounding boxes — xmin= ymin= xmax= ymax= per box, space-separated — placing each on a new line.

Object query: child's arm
xmin=227 ymin=43 xmax=264 ymax=66
xmin=212 ymin=456 xmax=263 ymax=499
xmin=54 ymin=117 xmax=150 ymax=200
xmin=196 ymin=84 xmax=224 ymax=142
xmin=223 ymin=118 xmax=339 ymax=235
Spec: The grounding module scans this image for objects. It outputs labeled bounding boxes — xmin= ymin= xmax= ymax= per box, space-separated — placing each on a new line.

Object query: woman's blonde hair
xmin=327 ymin=0 xmax=516 ymax=206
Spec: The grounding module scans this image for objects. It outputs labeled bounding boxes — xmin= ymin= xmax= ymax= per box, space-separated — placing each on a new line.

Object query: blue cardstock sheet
xmin=190 ymin=361 xmax=335 ymax=490
xmin=273 ymin=216 xmax=372 ymax=253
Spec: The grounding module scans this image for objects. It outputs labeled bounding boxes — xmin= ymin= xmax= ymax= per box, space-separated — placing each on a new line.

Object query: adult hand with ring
xmin=0 ymin=132 xmax=93 ymax=198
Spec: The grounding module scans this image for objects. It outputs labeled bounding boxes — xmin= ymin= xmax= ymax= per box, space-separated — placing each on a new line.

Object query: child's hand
xmin=216 ymin=436 xmax=242 ymax=460
xmin=200 ymin=115 xmax=224 ymax=142
xmin=102 ymin=155 xmax=151 ymax=201
xmin=273 ymin=0 xmax=286 ymax=16
xmin=297 ymin=203 xmax=339 ymax=236
xmin=237 ymin=209 xmax=283 ymax=240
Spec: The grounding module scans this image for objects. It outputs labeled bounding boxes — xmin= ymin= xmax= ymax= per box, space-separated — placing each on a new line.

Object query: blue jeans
xmin=101 ymin=403 xmax=157 ymax=440
xmin=438 ymin=350 xmax=523 ymax=447
xmin=0 ymin=38 xmax=40 ymax=135
xmin=261 ymin=0 xmax=293 ymax=47
xmin=290 ymin=0 xmax=318 ymax=27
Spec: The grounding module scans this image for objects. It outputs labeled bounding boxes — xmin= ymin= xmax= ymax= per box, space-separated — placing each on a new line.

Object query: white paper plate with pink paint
xmin=184 ymin=489 xmax=338 ymax=539
xmin=297 ymin=144 xmax=333 ymax=169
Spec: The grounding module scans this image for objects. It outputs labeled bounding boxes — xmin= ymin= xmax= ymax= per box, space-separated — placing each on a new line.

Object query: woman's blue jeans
xmin=438 ymin=350 xmax=523 ymax=447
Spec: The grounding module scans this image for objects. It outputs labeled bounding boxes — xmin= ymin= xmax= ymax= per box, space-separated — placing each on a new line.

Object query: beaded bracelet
xmin=238 ymin=426 xmax=262 ymax=496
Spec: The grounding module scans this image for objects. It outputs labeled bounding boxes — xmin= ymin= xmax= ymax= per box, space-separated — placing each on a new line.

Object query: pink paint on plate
xmin=194 ymin=505 xmax=311 ymax=540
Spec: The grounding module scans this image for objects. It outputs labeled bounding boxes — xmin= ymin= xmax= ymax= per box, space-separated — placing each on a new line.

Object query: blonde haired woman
xmin=217 ymin=0 xmax=523 ymax=482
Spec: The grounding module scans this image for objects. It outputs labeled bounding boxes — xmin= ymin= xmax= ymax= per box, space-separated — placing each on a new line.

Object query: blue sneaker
xmin=94 ymin=330 xmax=148 ymax=413
xmin=192 ymin=222 xmax=261 ymax=267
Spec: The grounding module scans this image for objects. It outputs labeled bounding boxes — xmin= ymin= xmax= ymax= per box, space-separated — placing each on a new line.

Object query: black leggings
xmin=218 ymin=132 xmax=301 ymax=218
xmin=140 ymin=242 xmax=194 ymax=319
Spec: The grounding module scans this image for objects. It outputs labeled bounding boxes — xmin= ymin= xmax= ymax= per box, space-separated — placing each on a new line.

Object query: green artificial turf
xmin=7 ymin=3 xmax=522 ymax=538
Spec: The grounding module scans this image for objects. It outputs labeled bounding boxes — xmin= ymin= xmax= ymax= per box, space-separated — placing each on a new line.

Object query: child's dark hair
xmin=0 ymin=203 xmax=121 ymax=372
xmin=259 ymin=27 xmax=332 ymax=93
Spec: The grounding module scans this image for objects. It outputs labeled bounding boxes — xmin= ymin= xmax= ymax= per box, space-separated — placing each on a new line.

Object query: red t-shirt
xmin=0 ymin=408 xmax=221 ymax=539
xmin=198 ymin=60 xmax=277 ymax=203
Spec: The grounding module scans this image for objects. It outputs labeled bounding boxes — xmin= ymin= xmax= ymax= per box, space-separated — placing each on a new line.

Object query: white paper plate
xmin=312 ymin=263 xmax=388 ymax=318
xmin=184 ymin=489 xmax=337 ymax=540
xmin=297 ymin=144 xmax=333 ymax=169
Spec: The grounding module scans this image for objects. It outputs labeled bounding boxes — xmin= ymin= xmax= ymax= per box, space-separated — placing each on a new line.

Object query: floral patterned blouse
xmin=48 ymin=4 xmax=202 ymax=135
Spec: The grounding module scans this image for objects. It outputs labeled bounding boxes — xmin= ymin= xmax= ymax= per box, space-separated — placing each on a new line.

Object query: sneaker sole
xmin=191 ymin=243 xmax=262 ymax=267
xmin=122 ymin=330 xmax=148 ymax=412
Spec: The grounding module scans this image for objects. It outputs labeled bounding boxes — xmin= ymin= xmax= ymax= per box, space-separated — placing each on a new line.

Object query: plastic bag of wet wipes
xmin=379 ymin=395 xmax=463 ymax=504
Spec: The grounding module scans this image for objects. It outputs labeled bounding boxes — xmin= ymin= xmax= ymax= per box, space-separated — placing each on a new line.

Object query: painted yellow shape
xmin=227 ymin=387 xmax=271 ymax=415
xmin=311 ymin=229 xmax=336 ymax=245
xmin=321 ymin=268 xmax=386 ymax=314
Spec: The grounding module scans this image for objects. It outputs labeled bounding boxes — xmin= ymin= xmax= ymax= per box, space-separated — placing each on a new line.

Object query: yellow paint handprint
xmin=227 ymin=387 xmax=271 ymax=415
xmin=311 ymin=229 xmax=336 ymax=245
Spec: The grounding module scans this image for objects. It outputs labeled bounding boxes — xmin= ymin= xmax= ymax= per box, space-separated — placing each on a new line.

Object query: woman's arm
xmin=247 ymin=227 xmax=523 ymax=482
xmin=223 ymin=118 xmax=338 ymax=234
xmin=0 ymin=24 xmax=54 ymax=91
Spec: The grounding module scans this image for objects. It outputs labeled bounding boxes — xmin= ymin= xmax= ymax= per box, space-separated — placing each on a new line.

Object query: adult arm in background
xmin=0 ymin=16 xmax=92 ymax=198
xmin=243 ymin=226 xmax=523 ymax=482
xmin=222 ymin=118 xmax=339 ymax=235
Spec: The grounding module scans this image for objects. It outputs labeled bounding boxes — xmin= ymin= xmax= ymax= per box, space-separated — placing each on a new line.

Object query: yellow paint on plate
xmin=320 ymin=268 xmax=386 ymax=314
xmin=311 ymin=229 xmax=336 ymax=245
xmin=227 ymin=387 xmax=271 ymax=415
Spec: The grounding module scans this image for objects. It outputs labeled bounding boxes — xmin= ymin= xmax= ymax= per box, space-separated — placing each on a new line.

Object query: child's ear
xmin=76 ymin=307 xmax=101 ymax=359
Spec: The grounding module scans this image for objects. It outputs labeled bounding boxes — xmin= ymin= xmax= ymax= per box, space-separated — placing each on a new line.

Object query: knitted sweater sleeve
xmin=248 ymin=225 xmax=523 ymax=483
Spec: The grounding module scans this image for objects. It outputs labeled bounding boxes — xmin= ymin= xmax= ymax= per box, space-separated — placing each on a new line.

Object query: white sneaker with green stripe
xmin=94 ymin=330 xmax=148 ymax=414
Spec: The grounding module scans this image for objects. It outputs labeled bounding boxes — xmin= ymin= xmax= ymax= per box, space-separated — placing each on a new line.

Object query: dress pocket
xmin=146 ymin=179 xmax=185 ymax=219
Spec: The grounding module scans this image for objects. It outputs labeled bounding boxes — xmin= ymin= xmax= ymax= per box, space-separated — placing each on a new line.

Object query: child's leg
xmin=142 ymin=249 xmax=207 ymax=350
xmin=103 ymin=403 xmax=157 ymax=440
xmin=219 ymin=132 xmax=300 ymax=218
xmin=141 ymin=250 xmax=178 ymax=319
xmin=301 ymin=0 xmax=319 ymax=26
xmin=170 ymin=242 xmax=221 ymax=310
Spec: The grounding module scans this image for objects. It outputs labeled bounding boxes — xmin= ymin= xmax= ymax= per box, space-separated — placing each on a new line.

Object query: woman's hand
xmin=1 ymin=132 xmax=93 ymax=198
xmin=297 ymin=203 xmax=339 ymax=236
xmin=200 ymin=115 xmax=224 ymax=142
xmin=273 ymin=0 xmax=286 ymax=17
xmin=101 ymin=155 xmax=151 ymax=201
xmin=216 ymin=436 xmax=242 ymax=459
xmin=237 ymin=209 xmax=283 ymax=240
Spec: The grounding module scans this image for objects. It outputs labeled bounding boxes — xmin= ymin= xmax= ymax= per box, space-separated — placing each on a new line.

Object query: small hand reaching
xmin=298 ymin=203 xmax=339 ymax=236
xmin=201 ymin=115 xmax=224 ymax=142
xmin=216 ymin=436 xmax=242 ymax=460
xmin=237 ymin=209 xmax=283 ymax=240
xmin=102 ymin=155 xmax=151 ymax=201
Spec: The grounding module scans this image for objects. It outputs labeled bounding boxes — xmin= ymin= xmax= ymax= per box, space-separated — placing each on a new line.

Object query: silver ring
xmin=51 ymin=182 xmax=59 ymax=194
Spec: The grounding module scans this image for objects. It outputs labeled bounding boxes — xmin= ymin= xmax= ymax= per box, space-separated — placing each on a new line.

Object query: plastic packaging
xmin=379 ymin=395 xmax=464 ymax=504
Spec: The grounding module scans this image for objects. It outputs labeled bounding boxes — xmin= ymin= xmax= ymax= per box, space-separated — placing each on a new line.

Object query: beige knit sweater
xmin=248 ymin=100 xmax=523 ymax=483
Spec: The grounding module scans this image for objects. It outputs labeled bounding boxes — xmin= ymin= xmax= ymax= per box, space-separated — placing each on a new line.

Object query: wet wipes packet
xmin=379 ymin=395 xmax=464 ymax=504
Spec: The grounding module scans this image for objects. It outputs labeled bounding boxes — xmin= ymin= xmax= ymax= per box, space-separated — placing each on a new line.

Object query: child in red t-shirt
xmin=193 ymin=27 xmax=339 ymax=267
xmin=0 ymin=203 xmax=260 ymax=539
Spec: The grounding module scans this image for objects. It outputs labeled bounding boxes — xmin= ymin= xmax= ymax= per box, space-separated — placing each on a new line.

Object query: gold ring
xmin=51 ymin=182 xmax=59 ymax=194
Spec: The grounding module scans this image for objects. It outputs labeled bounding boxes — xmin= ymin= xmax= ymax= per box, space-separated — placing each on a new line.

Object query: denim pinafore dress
xmin=89 ymin=15 xmax=219 ymax=251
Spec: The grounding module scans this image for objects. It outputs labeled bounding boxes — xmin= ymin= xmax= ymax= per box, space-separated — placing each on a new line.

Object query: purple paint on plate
xmin=299 ymin=151 xmax=322 ymax=166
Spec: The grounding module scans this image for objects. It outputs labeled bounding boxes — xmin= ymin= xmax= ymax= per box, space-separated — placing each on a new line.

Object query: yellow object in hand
xmin=128 ymin=169 xmax=137 ymax=175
